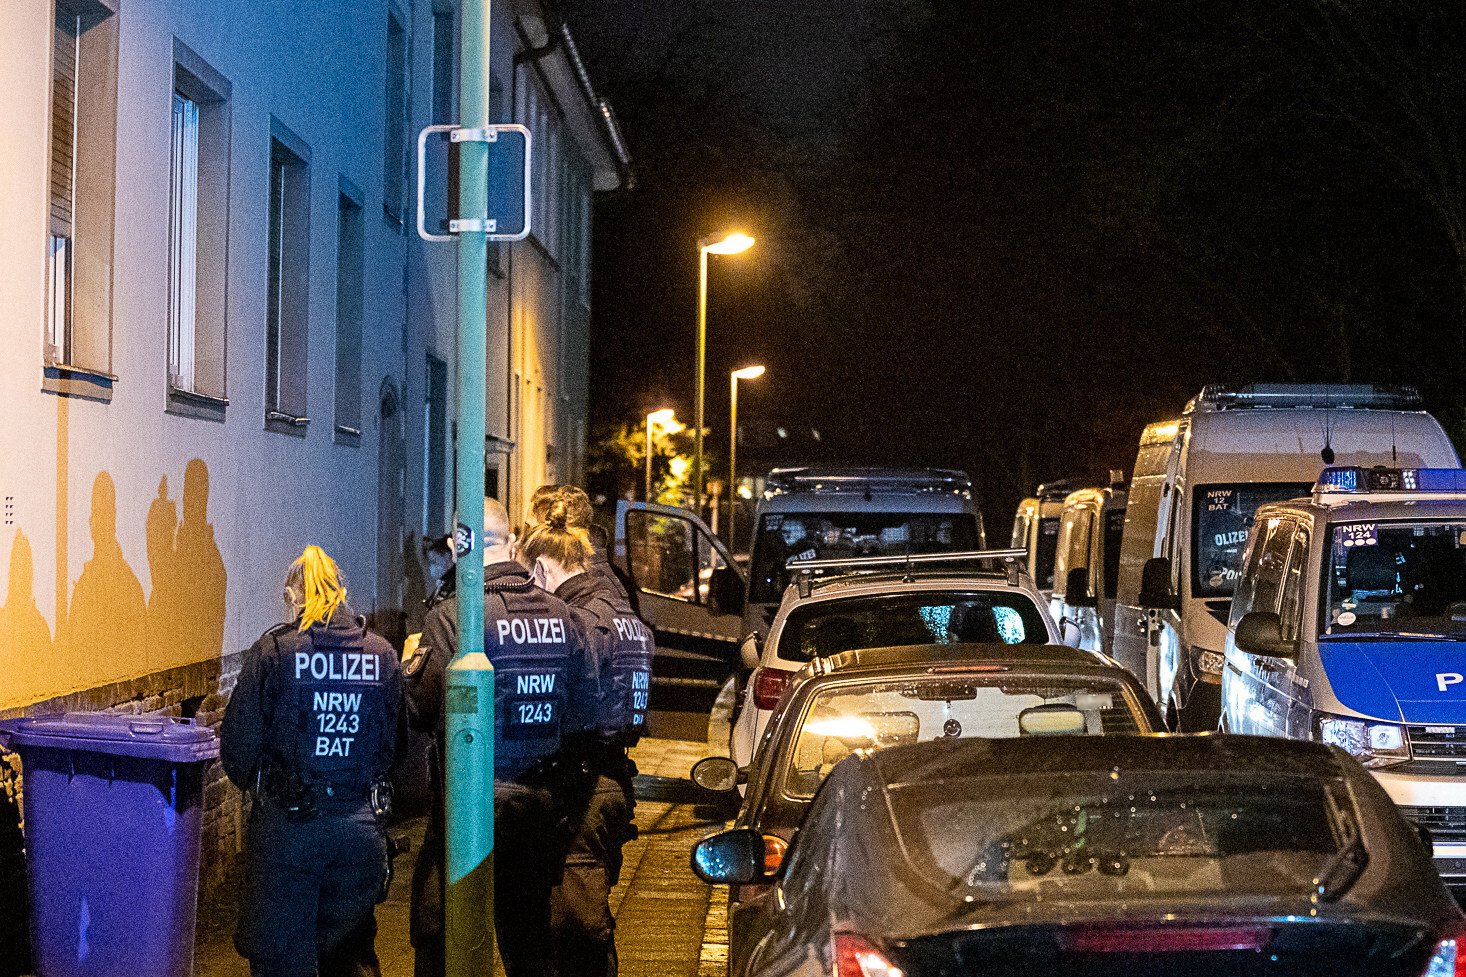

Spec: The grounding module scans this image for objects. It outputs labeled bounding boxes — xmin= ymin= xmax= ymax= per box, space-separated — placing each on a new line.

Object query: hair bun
xmin=546 ymin=498 xmax=572 ymax=531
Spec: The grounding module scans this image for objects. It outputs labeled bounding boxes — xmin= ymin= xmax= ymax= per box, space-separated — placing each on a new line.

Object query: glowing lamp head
xmin=647 ymin=408 xmax=676 ymax=427
xmin=732 ymin=365 xmax=766 ymax=381
xmin=704 ymin=232 xmax=755 ymax=255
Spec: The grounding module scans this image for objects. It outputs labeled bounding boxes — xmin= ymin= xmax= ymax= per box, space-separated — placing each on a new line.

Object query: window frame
xmin=625 ymin=509 xmax=699 ymax=604
xmin=333 ymin=177 xmax=365 ymax=445
xmin=264 ymin=118 xmax=312 ymax=435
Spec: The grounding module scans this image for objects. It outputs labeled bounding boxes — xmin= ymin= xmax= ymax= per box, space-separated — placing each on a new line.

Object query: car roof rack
xmin=1188 ymin=383 xmax=1422 ymax=413
xmin=788 ymin=548 xmax=1028 ymax=595
xmin=764 ymin=467 xmax=973 ymax=498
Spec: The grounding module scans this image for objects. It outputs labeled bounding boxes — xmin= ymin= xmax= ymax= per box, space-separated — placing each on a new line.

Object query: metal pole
xmin=694 ymin=245 xmax=708 ymax=517
xmin=645 ymin=413 xmax=653 ymax=502
xmin=446 ymin=1 xmax=494 ymax=974
xmin=728 ymin=371 xmax=738 ymax=549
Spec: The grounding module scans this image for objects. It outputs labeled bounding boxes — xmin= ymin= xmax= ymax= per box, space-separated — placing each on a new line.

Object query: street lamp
xmin=694 ymin=231 xmax=755 ymax=520
xmin=645 ymin=408 xmax=676 ymax=502
xmin=728 ymin=365 xmax=765 ymax=549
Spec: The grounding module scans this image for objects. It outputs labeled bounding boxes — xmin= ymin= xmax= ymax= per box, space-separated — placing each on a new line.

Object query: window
xmin=1103 ymin=505 xmax=1126 ymax=599
xmin=168 ymin=42 xmax=231 ymax=418
xmin=44 ymin=0 xmax=119 ymax=399
xmin=775 ymin=592 xmax=1049 ymax=664
xmin=383 ymin=9 xmax=408 ymax=223
xmin=1192 ymin=483 xmax=1311 ymax=598
xmin=1250 ymin=519 xmax=1296 ymax=618
xmin=431 ymin=5 xmax=455 ymax=125
xmin=626 ymin=511 xmax=696 ymax=601
xmin=334 ymin=182 xmax=364 ymax=443
xmin=265 ymin=121 xmax=311 ymax=434
xmin=1279 ymin=528 xmax=1310 ymax=642
xmin=423 ymin=356 xmax=449 ymax=533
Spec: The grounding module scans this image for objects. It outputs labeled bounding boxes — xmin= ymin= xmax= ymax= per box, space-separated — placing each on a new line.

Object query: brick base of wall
xmin=0 ymin=654 xmax=247 ymax=973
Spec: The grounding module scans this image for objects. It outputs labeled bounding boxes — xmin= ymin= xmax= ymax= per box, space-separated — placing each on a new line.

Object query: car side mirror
xmin=710 ymin=566 xmax=746 ymax=616
xmin=1138 ymin=557 xmax=1179 ymax=611
xmin=1234 ymin=611 xmax=1297 ymax=659
xmin=1066 ymin=567 xmax=1097 ymax=609
xmin=739 ymin=632 xmax=764 ymax=671
xmin=690 ymin=828 xmax=765 ymax=884
xmin=690 ymin=755 xmax=746 ymax=795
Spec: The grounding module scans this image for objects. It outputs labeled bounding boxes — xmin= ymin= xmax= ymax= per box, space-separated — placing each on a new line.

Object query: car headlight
xmin=1193 ymin=646 xmax=1225 ymax=677
xmin=1316 ymin=713 xmax=1410 ymax=769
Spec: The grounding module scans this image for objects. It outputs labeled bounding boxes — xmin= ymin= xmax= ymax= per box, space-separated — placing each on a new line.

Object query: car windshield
xmin=892 ymin=772 xmax=1349 ymax=899
xmin=775 ymin=591 xmax=1048 ymax=663
xmin=1194 ymin=484 xmax=1311 ymax=598
xmin=1323 ymin=521 xmax=1466 ymax=639
xmin=749 ymin=512 xmax=980 ymax=604
xmin=782 ymin=676 xmax=1145 ymax=800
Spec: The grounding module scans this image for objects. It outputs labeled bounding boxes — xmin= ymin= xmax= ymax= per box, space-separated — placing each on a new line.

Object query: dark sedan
xmin=693 ymin=735 xmax=1464 ymax=977
xmin=691 ymin=644 xmax=1164 ymax=968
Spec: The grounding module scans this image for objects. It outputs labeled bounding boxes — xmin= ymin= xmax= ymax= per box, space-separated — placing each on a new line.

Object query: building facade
xmin=0 ymin=0 xmax=627 ymax=913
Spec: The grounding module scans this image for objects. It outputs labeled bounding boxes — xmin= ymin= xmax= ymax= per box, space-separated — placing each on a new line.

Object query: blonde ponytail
xmin=287 ymin=545 xmax=348 ymax=632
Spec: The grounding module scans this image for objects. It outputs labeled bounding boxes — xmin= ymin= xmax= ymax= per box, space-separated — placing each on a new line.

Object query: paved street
xmin=195 ymin=737 xmax=732 ymax=977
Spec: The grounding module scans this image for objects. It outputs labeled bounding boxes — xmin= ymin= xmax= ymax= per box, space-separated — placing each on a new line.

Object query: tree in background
xmin=588 ymin=415 xmax=714 ymax=507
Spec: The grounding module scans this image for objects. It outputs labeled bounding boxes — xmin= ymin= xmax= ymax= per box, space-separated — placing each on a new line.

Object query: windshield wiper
xmin=1313 ymin=824 xmax=1368 ymax=903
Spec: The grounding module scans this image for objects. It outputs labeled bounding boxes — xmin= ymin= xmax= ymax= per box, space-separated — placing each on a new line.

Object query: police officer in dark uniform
xmin=404 ymin=498 xmax=597 ymax=977
xmin=221 ymin=545 xmax=402 ymax=977
xmin=522 ymin=499 xmax=652 ymax=977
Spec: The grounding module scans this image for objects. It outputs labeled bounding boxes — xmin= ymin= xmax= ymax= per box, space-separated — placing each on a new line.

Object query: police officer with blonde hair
xmin=405 ymin=498 xmax=597 ymax=977
xmin=522 ymin=498 xmax=652 ymax=977
xmin=221 ymin=545 xmax=402 ymax=977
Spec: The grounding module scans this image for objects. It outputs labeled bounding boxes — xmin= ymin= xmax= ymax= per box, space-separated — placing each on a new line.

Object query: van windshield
xmin=1036 ymin=516 xmax=1061 ymax=590
xmin=1323 ymin=521 xmax=1466 ymax=639
xmin=1193 ymin=484 xmax=1311 ymax=598
xmin=749 ymin=512 xmax=980 ymax=605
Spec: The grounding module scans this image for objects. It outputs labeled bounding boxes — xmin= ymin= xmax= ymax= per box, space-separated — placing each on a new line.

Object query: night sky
xmin=565 ymin=0 xmax=1466 ymax=520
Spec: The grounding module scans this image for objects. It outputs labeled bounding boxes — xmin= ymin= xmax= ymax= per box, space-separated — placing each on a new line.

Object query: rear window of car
xmin=891 ymin=771 xmax=1351 ymax=899
xmin=782 ymin=676 xmax=1146 ymax=800
xmin=776 ymin=591 xmax=1049 ymax=663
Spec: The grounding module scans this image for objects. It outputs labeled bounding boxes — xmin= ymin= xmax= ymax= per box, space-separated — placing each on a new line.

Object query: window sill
xmin=42 ymin=363 xmax=115 ymax=403
xmin=265 ymin=410 xmax=309 ymax=437
xmin=167 ymin=386 xmax=228 ymax=422
xmin=334 ymin=423 xmax=362 ymax=447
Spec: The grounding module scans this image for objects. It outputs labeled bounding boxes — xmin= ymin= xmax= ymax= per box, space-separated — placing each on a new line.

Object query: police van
xmin=1220 ymin=466 xmax=1466 ymax=885
xmin=1050 ymin=475 xmax=1128 ymax=656
xmin=1114 ymin=384 xmax=1459 ymax=731
xmin=1010 ymin=479 xmax=1077 ymax=602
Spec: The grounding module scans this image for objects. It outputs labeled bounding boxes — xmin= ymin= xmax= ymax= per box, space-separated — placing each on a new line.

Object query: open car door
xmin=614 ymin=500 xmax=746 ymax=692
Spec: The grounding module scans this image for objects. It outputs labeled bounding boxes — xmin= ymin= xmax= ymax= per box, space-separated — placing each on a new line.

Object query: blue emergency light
xmin=1317 ymin=466 xmax=1466 ymax=494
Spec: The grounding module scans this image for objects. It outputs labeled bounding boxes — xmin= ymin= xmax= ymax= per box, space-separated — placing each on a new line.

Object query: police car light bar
xmin=1316 ymin=467 xmax=1466 ymax=495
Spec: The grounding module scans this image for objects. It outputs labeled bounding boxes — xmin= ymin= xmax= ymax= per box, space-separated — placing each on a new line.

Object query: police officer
xmin=405 ymin=498 xmax=597 ymax=977
xmin=522 ymin=499 xmax=652 ymax=977
xmin=221 ymin=545 xmax=402 ymax=977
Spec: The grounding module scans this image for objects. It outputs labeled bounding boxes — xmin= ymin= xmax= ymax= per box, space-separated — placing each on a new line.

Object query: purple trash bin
xmin=0 ymin=713 xmax=219 ymax=977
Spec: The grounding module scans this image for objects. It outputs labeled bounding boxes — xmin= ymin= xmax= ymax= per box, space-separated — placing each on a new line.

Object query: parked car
xmin=692 ymin=643 xmax=1163 ymax=969
xmin=1011 ymin=479 xmax=1077 ymax=600
xmin=1221 ymin=465 xmax=1466 ymax=890
xmin=1112 ymin=383 xmax=1459 ymax=732
xmin=694 ymin=734 xmax=1463 ymax=977
xmin=1050 ymin=474 xmax=1128 ymax=657
xmin=726 ymin=550 xmax=1060 ymax=770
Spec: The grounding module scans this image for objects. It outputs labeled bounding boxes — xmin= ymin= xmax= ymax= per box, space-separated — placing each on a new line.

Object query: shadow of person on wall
xmin=61 ymin=472 xmax=147 ymax=683
xmin=146 ymin=461 xmax=226 ymax=670
xmin=0 ymin=529 xmax=53 ymax=702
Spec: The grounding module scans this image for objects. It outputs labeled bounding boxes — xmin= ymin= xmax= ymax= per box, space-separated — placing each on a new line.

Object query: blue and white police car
xmin=1221 ymin=466 xmax=1466 ymax=884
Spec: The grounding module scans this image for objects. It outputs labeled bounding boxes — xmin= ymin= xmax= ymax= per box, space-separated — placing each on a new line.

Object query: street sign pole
xmin=445 ymin=0 xmax=493 ymax=974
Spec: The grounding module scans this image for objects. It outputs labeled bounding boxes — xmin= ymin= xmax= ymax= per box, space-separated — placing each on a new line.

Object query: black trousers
xmin=235 ymin=801 xmax=386 ymax=977
xmin=410 ymin=779 xmax=567 ymax=977
xmin=551 ymin=775 xmax=630 ymax=977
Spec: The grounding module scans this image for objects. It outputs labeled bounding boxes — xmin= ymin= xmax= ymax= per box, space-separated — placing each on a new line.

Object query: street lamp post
xmin=694 ymin=232 xmax=755 ymax=520
xmin=645 ymin=408 xmax=675 ymax=502
xmin=728 ymin=365 xmax=765 ymax=549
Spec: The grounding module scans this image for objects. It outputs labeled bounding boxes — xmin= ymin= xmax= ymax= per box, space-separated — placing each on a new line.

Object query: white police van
xmin=1221 ymin=466 xmax=1466 ymax=884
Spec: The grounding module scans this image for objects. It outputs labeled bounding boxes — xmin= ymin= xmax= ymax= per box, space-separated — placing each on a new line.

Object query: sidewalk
xmin=195 ymin=737 xmax=732 ymax=977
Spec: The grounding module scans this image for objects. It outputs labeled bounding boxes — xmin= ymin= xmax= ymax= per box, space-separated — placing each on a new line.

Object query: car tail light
xmin=833 ymin=933 xmax=904 ymax=977
xmin=752 ymin=668 xmax=792 ymax=710
xmin=1062 ymin=926 xmax=1271 ymax=954
xmin=1423 ymin=936 xmax=1466 ymax=977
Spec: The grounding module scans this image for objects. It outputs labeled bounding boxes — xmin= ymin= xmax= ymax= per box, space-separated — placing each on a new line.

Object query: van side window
xmin=1117 ymin=480 xmax=1162 ymax=604
xmin=1228 ymin=526 xmax=1269 ymax=628
xmin=1278 ymin=528 xmax=1311 ymax=642
xmin=1250 ymin=519 xmax=1296 ymax=618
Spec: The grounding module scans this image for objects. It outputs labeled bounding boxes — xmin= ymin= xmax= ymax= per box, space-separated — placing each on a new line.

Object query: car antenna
xmin=1320 ymin=385 xmax=1335 ymax=465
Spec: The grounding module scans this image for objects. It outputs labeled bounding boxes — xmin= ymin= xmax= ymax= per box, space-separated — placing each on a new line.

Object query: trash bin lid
xmin=0 ymin=713 xmax=220 ymax=763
